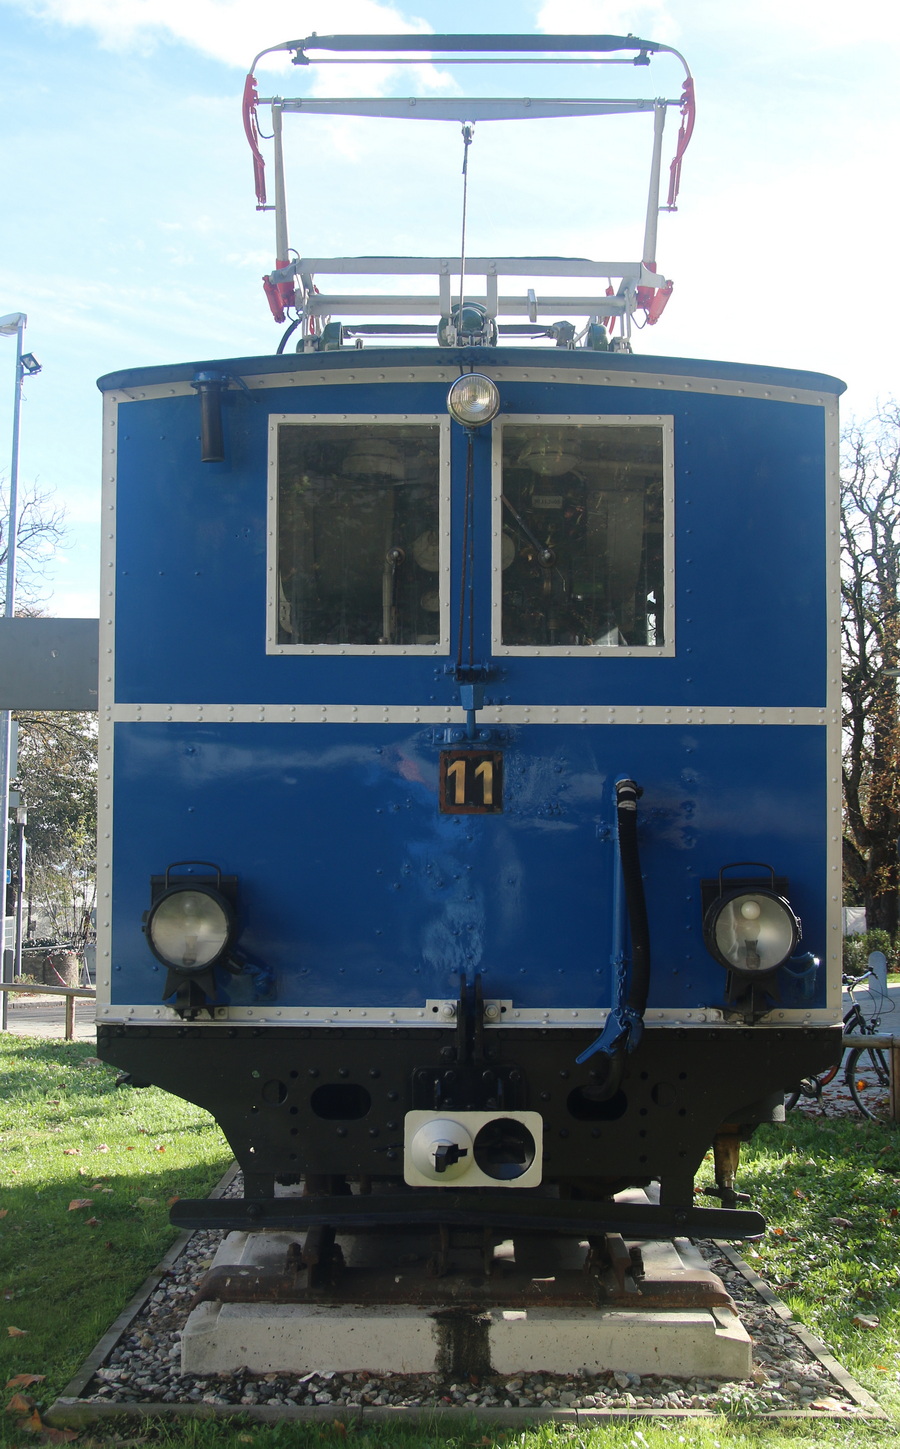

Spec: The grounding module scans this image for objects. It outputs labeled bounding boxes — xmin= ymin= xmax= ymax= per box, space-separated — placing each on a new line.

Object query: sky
xmin=1 ymin=0 xmax=899 ymax=618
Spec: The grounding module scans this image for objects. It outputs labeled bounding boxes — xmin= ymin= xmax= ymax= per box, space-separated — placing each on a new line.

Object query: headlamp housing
xmin=447 ymin=373 xmax=500 ymax=428
xmin=702 ymin=864 xmax=800 ymax=979
xmin=146 ymin=884 xmax=235 ymax=973
xmin=144 ymin=862 xmax=239 ymax=1017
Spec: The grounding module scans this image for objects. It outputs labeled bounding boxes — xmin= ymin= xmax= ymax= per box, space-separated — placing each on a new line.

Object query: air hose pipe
xmin=575 ymin=777 xmax=651 ymax=1068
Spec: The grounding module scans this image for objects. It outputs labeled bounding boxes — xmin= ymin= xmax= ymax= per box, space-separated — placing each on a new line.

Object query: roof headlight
xmin=447 ymin=373 xmax=500 ymax=428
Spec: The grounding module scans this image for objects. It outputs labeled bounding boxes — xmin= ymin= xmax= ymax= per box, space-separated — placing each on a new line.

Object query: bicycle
xmin=785 ymin=965 xmax=895 ymax=1120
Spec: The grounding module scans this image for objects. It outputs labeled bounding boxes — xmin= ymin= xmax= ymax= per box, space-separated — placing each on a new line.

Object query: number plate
xmin=439 ymin=750 xmax=504 ymax=814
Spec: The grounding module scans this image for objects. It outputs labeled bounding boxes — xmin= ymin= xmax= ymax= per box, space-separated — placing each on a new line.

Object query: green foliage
xmin=843 ymin=930 xmax=900 ymax=977
xmin=10 ymin=710 xmax=97 ymax=942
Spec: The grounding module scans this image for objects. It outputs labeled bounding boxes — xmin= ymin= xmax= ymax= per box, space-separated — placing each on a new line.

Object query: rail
xmin=0 ymin=982 xmax=96 ymax=1041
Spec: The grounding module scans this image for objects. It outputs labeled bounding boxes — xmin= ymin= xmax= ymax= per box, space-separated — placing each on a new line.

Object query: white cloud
xmin=536 ymin=0 xmax=900 ymax=51
xmin=535 ymin=1 xmax=682 ymax=45
xmin=9 ymin=0 xmax=436 ymax=70
xmin=46 ymin=585 xmax=101 ymax=617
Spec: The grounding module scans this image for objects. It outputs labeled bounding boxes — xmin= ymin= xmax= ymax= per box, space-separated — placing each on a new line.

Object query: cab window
xmin=499 ymin=422 xmax=666 ymax=649
xmin=276 ymin=422 xmax=443 ymax=648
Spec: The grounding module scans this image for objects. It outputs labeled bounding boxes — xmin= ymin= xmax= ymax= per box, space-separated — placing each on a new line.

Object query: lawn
xmin=1 ymin=1036 xmax=898 ymax=1449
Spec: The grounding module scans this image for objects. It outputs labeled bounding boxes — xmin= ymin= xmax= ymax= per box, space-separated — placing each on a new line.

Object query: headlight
xmin=704 ymin=888 xmax=799 ymax=975
xmin=146 ymin=886 xmax=235 ymax=973
xmin=447 ymin=373 xmax=500 ymax=428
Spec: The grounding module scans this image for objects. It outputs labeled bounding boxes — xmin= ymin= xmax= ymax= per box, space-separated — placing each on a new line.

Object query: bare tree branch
xmin=0 ymin=478 xmax=70 ymax=611
xmin=841 ymin=403 xmax=900 ymax=932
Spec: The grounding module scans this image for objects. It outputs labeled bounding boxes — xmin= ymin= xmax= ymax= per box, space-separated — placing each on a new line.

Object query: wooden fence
xmin=0 ymin=982 xmax=96 ymax=1041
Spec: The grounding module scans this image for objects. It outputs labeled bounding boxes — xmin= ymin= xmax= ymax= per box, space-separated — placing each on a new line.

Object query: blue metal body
xmin=100 ymin=347 xmax=840 ymax=1025
xmin=109 ymin=719 xmax=826 ymax=1012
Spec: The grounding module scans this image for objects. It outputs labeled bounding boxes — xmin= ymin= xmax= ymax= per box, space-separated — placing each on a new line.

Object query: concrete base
xmin=181 ymin=1229 xmax=751 ymax=1380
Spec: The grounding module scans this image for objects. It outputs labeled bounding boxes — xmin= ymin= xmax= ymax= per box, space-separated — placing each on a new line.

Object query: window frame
xmin=267 ymin=413 xmax=452 ymax=656
xmin=491 ymin=414 xmax=676 ymax=658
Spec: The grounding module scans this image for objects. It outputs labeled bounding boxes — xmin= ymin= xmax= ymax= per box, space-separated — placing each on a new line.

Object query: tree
xmin=841 ymin=404 xmax=900 ymax=935
xmin=10 ymin=712 xmax=97 ymax=950
xmin=0 ymin=478 xmax=68 ymax=611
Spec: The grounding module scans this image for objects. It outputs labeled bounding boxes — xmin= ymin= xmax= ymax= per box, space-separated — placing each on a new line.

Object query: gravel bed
xmin=76 ymin=1209 xmax=866 ymax=1418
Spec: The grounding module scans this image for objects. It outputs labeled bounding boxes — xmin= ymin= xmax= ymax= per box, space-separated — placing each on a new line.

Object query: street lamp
xmin=0 ymin=312 xmax=41 ymax=1014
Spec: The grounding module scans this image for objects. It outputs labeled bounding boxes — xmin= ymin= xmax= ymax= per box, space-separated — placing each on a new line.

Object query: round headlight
xmin=704 ymin=890 xmax=799 ymax=975
xmin=447 ymin=373 xmax=500 ymax=428
xmin=147 ymin=887 xmax=234 ymax=973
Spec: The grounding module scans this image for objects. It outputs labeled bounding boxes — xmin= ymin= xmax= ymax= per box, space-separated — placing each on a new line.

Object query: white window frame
xmin=267 ymin=413 xmax=451 ymax=656
xmin=491 ymin=413 xmax=676 ymax=658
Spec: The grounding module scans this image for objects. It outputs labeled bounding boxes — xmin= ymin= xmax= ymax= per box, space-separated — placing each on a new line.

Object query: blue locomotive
xmin=96 ymin=35 xmax=842 ymax=1243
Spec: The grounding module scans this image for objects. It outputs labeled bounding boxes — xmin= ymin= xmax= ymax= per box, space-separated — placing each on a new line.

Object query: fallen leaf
xmin=792 ymin=1188 xmax=807 ymax=1199
xmin=155 ymin=1144 xmax=166 ymax=1153
xmin=829 ymin=1216 xmax=853 ymax=1228
xmin=83 ymin=1057 xmax=104 ymax=1067
xmin=6 ymin=1376 xmax=45 ymax=1389
xmin=62 ymin=1149 xmax=81 ymax=1157
xmin=134 ymin=1198 xmax=157 ymax=1208
xmin=39 ymin=1425 xmax=80 ymax=1442
xmin=167 ymin=1196 xmax=180 ymax=1208
xmin=853 ymin=1314 xmax=880 ymax=1329
xmin=811 ymin=1396 xmax=849 ymax=1411
xmin=20 ymin=1406 xmax=43 ymax=1431
xmin=125 ymin=1145 xmax=135 ymax=1152
xmin=0 ymin=1209 xmax=7 ymax=1218
xmin=68 ymin=1200 xmax=93 ymax=1212
xmin=85 ymin=1217 xmax=101 ymax=1227
xmin=7 ymin=1327 xmax=27 ymax=1337
xmin=6 ymin=1392 xmax=34 ymax=1413
xmin=95 ymin=1144 xmax=110 ymax=1154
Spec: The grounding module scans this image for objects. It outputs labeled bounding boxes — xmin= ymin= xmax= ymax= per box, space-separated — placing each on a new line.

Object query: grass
xmin=1 ymin=1036 xmax=899 ymax=1449
xmin=0 ymin=1037 xmax=231 ymax=1418
xmin=733 ymin=1114 xmax=900 ymax=1417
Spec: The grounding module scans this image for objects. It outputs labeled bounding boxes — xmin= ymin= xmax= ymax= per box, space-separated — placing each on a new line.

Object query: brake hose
xmin=576 ymin=777 xmax=651 ymax=1067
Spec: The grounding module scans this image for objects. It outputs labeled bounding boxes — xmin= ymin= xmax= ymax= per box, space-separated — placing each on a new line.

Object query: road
xmin=2 ymin=994 xmax=97 ymax=1042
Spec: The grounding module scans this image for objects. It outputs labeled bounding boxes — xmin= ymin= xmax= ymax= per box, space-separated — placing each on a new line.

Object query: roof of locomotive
xmin=97 ymin=346 xmax=845 ymax=396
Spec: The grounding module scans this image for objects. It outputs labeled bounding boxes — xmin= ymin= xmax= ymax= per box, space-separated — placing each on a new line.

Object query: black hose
xmin=616 ymin=778 xmax=651 ymax=1017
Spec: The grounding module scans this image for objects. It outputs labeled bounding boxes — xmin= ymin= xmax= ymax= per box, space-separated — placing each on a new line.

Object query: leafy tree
xmin=841 ymin=404 xmax=900 ymax=934
xmin=10 ymin=711 xmax=97 ymax=948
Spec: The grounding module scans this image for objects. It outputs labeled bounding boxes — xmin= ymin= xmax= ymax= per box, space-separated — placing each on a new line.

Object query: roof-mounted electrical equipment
xmin=243 ymin=33 xmax=695 ymax=351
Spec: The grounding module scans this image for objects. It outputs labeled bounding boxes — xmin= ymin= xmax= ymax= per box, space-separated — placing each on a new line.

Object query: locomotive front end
xmin=96 ymin=343 xmax=842 ymax=1240
xmin=95 ymin=31 xmax=843 ymax=1243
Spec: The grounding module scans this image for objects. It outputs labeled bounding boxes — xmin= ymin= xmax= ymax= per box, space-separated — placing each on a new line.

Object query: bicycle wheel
xmin=845 ymin=1047 xmax=893 ymax=1121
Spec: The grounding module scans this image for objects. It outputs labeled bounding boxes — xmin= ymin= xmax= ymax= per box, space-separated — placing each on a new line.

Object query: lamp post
xmin=0 ymin=312 xmax=41 ymax=1024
